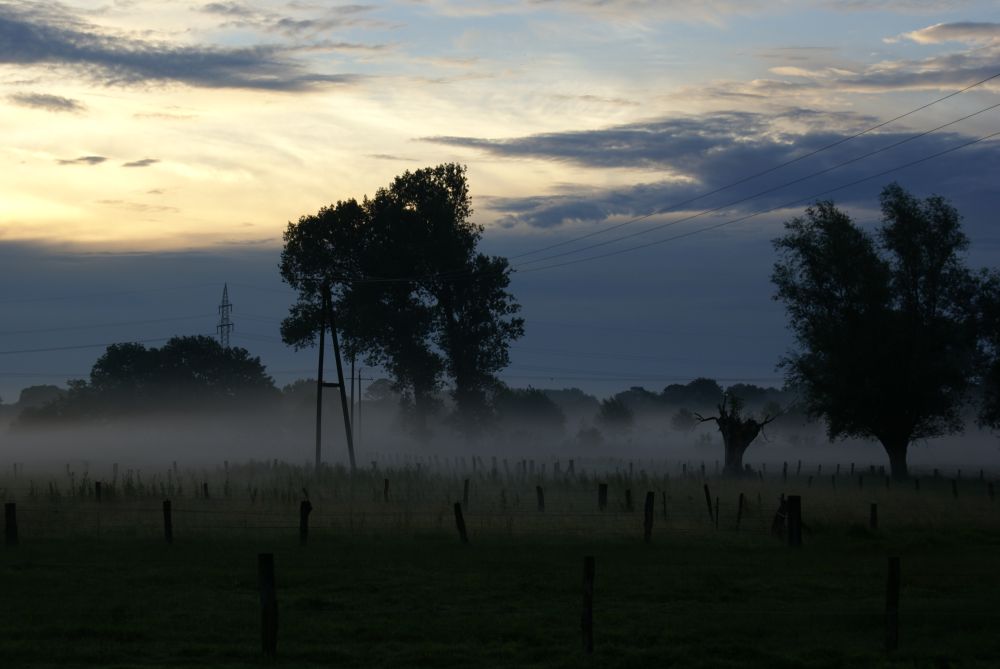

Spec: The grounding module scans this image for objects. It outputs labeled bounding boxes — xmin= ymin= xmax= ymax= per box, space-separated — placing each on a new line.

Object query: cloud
xmin=889 ymin=22 xmax=1000 ymax=45
xmin=8 ymin=91 xmax=84 ymax=112
xmin=0 ymin=4 xmax=362 ymax=91
xmin=57 ymin=156 xmax=106 ymax=165
xmin=428 ymin=111 xmax=1000 ymax=230
xmin=122 ymin=158 xmax=159 ymax=168
xmin=95 ymin=200 xmax=179 ymax=214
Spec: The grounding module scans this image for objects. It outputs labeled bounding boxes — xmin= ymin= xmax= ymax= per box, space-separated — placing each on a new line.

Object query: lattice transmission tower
xmin=217 ymin=283 xmax=233 ymax=348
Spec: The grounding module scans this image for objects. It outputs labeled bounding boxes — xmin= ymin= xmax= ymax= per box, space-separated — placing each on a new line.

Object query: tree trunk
xmin=882 ymin=440 xmax=910 ymax=481
xmin=722 ymin=440 xmax=748 ymax=477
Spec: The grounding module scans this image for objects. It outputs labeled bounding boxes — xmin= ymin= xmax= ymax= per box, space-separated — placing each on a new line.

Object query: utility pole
xmin=314 ymin=284 xmax=356 ymax=472
xmin=217 ymin=283 xmax=233 ymax=348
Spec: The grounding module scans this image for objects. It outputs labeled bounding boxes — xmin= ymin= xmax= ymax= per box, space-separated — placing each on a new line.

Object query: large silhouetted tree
xmin=280 ymin=164 xmax=523 ymax=438
xmin=772 ymin=184 xmax=980 ymax=479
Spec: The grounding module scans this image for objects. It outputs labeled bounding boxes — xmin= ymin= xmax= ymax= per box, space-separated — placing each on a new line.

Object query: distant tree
xmin=661 ymin=378 xmax=724 ymax=408
xmin=542 ymin=388 xmax=600 ymax=418
xmin=576 ymin=426 xmax=605 ymax=449
xmin=596 ymin=397 xmax=633 ymax=431
xmin=17 ymin=336 xmax=277 ymax=424
xmin=695 ymin=393 xmax=776 ymax=475
xmin=772 ymin=184 xmax=980 ymax=479
xmin=16 ymin=385 xmax=66 ymax=409
xmin=670 ymin=407 xmax=698 ymax=432
xmin=613 ymin=386 xmax=663 ymax=416
xmin=494 ymin=387 xmax=566 ymax=433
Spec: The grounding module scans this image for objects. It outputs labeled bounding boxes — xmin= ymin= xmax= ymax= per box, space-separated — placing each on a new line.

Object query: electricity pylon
xmin=315 ymin=284 xmax=356 ymax=472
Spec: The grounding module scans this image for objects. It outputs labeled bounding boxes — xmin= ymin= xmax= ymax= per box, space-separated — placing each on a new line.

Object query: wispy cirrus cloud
xmin=0 ymin=3 xmax=362 ymax=91
xmin=122 ymin=158 xmax=159 ymax=168
xmin=8 ymin=91 xmax=85 ymax=112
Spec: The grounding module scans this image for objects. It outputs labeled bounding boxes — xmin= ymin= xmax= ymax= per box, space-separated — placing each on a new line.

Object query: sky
xmin=1 ymin=0 xmax=1000 ymax=403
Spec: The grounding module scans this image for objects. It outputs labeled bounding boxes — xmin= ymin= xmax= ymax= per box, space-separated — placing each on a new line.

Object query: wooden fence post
xmin=886 ymin=556 xmax=900 ymax=652
xmin=624 ymin=489 xmax=633 ymax=512
xmin=643 ymin=491 xmax=654 ymax=543
xmin=702 ymin=484 xmax=714 ymax=524
xmin=202 ymin=482 xmax=209 ymax=499
xmin=869 ymin=503 xmax=878 ymax=530
xmin=536 ymin=486 xmax=545 ymax=512
xmin=299 ymin=500 xmax=312 ymax=546
xmin=787 ymin=495 xmax=802 ymax=547
xmin=95 ymin=481 xmax=102 ymax=503
xmin=598 ymin=483 xmax=608 ymax=511
xmin=661 ymin=491 xmax=667 ymax=520
xmin=453 ymin=502 xmax=468 ymax=544
xmin=383 ymin=478 xmax=390 ymax=502
xmin=736 ymin=492 xmax=745 ymax=531
xmin=4 ymin=503 xmax=17 ymax=546
xmin=258 ymin=553 xmax=278 ymax=658
xmin=582 ymin=556 xmax=595 ymax=654
xmin=162 ymin=500 xmax=173 ymax=544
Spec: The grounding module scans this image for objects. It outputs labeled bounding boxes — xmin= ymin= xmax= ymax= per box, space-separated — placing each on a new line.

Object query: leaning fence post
xmin=643 ymin=491 xmax=654 ymax=543
xmin=453 ymin=502 xmax=468 ymax=544
xmin=598 ymin=483 xmax=608 ymax=511
xmin=4 ymin=502 xmax=17 ymax=546
xmin=299 ymin=500 xmax=313 ymax=546
xmin=886 ymin=556 xmax=900 ymax=652
xmin=787 ymin=495 xmax=802 ymax=547
xmin=258 ymin=553 xmax=278 ymax=658
xmin=702 ymin=484 xmax=714 ymax=524
xmin=582 ymin=556 xmax=595 ymax=654
xmin=162 ymin=500 xmax=173 ymax=544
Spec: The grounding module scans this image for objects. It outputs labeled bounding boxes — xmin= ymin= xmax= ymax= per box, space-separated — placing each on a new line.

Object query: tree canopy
xmin=772 ymin=183 xmax=981 ymax=479
xmin=17 ymin=336 xmax=276 ymax=424
xmin=280 ymin=164 xmax=524 ymax=438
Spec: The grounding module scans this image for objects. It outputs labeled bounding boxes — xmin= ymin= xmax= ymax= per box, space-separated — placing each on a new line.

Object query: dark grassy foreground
xmin=2 ymin=525 xmax=999 ymax=668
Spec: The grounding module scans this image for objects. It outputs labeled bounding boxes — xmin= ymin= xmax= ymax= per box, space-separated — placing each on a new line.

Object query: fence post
xmin=643 ymin=491 xmax=654 ymax=543
xmin=536 ymin=486 xmax=545 ymax=512
xmin=598 ymin=483 xmax=608 ymax=511
xmin=453 ymin=502 xmax=468 ymax=544
xmin=383 ymin=478 xmax=390 ymax=502
xmin=869 ymin=503 xmax=878 ymax=530
xmin=258 ymin=553 xmax=278 ymax=658
xmin=787 ymin=495 xmax=802 ymax=547
xmin=299 ymin=500 xmax=312 ymax=546
xmin=886 ymin=556 xmax=900 ymax=652
xmin=4 ymin=503 xmax=17 ymax=546
xmin=736 ymin=492 xmax=744 ymax=531
xmin=702 ymin=484 xmax=714 ymax=524
xmin=661 ymin=491 xmax=667 ymax=520
xmin=624 ymin=489 xmax=633 ymax=512
xmin=582 ymin=556 xmax=595 ymax=654
xmin=95 ymin=481 xmax=102 ymax=503
xmin=162 ymin=500 xmax=173 ymax=544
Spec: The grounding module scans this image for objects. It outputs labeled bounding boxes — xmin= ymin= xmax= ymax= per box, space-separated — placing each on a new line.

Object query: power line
xmin=514 ymin=101 xmax=1000 ymax=269
xmin=0 ymin=335 xmax=214 ymax=356
xmin=0 ymin=283 xmax=215 ymax=305
xmin=508 ymin=71 xmax=1000 ymax=262
xmin=517 ymin=129 xmax=1000 ymax=274
xmin=0 ymin=314 xmax=213 ymax=337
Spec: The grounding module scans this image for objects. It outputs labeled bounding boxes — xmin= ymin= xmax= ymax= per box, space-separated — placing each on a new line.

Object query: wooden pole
xmin=582 ymin=556 xmax=595 ymax=654
xmin=453 ymin=502 xmax=468 ymax=544
xmin=162 ymin=500 xmax=173 ymax=544
xmin=736 ymin=492 xmax=744 ymax=531
xmin=324 ymin=286 xmax=357 ymax=472
xmin=4 ymin=502 xmax=17 ymax=546
xmin=314 ymin=293 xmax=327 ymax=472
xmin=702 ymin=484 xmax=714 ymax=524
xmin=886 ymin=556 xmax=900 ymax=652
xmin=536 ymin=485 xmax=545 ymax=512
xmin=598 ymin=483 xmax=608 ymax=511
xmin=299 ymin=500 xmax=313 ymax=546
xmin=787 ymin=495 xmax=802 ymax=547
xmin=258 ymin=553 xmax=278 ymax=658
xmin=643 ymin=491 xmax=654 ymax=543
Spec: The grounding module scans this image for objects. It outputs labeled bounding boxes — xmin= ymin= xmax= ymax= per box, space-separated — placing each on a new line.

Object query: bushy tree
xmin=772 ymin=184 xmax=980 ymax=479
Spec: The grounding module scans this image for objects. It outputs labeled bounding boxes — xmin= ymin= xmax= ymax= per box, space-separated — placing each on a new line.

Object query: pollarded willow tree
xmin=695 ymin=393 xmax=775 ymax=476
xmin=280 ymin=164 xmax=524 ymax=439
xmin=772 ymin=183 xmax=981 ymax=479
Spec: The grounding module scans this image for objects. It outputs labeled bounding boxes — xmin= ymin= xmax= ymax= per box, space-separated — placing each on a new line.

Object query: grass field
xmin=1 ymin=459 xmax=998 ymax=668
